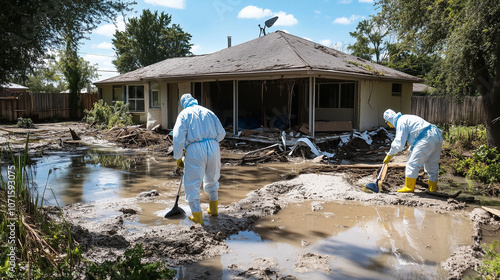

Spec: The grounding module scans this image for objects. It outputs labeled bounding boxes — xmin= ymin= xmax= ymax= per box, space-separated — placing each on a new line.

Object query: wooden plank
xmin=482 ymin=206 xmax=500 ymax=218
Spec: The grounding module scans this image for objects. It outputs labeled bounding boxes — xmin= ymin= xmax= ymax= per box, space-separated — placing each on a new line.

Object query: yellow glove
xmin=176 ymin=158 xmax=184 ymax=169
xmin=383 ymin=155 xmax=393 ymax=164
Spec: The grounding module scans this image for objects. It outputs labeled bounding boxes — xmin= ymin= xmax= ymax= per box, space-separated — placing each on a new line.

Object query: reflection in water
xmin=29 ymin=148 xmax=175 ymax=205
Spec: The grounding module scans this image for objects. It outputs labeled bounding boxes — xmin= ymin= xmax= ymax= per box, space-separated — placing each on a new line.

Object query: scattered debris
xmin=102 ymin=125 xmax=172 ymax=151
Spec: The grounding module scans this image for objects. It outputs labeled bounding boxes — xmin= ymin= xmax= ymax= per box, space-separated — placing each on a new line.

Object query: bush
xmin=83 ymin=100 xmax=133 ymax=129
xmin=453 ymin=145 xmax=500 ymax=185
xmin=476 ymin=241 xmax=500 ymax=279
xmin=85 ymin=244 xmax=176 ymax=280
xmin=16 ymin=117 xmax=34 ymax=128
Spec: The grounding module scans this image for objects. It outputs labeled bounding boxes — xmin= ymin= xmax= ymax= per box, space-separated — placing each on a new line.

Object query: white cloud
xmin=273 ymin=11 xmax=298 ymax=26
xmin=93 ymin=42 xmax=113 ymax=50
xmin=237 ymin=5 xmax=298 ymax=26
xmin=319 ymin=39 xmax=332 ymax=46
xmin=338 ymin=0 xmax=352 ymax=3
xmin=359 ymin=0 xmax=374 ymax=3
xmin=93 ymin=19 xmax=126 ymax=37
xmin=332 ymin=15 xmax=363 ymax=25
xmin=144 ymin=0 xmax=186 ymax=9
xmin=303 ymin=37 xmax=313 ymax=41
xmin=237 ymin=5 xmax=273 ymax=19
xmin=190 ymin=44 xmax=202 ymax=54
xmin=331 ymin=41 xmax=347 ymax=52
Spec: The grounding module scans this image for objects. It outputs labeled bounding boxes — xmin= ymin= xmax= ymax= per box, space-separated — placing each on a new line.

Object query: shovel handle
xmin=376 ymin=163 xmax=385 ymax=180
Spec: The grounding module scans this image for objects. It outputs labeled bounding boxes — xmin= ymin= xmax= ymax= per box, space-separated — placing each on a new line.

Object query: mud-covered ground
xmin=2 ymin=122 xmax=500 ymax=279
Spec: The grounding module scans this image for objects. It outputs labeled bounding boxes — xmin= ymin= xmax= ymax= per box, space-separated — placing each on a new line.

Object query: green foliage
xmin=85 ymin=244 xmax=176 ymax=280
xmin=442 ymin=125 xmax=487 ymax=151
xmin=375 ymin=0 xmax=500 ymax=149
xmin=452 ymin=145 xmax=500 ymax=185
xmin=0 ymin=0 xmax=134 ymax=85
xmin=348 ymin=19 xmax=388 ymax=63
xmin=0 ymin=137 xmax=83 ymax=279
xmin=112 ymin=9 xmax=192 ymax=74
xmin=476 ymin=241 xmax=500 ymax=279
xmin=23 ymin=57 xmax=67 ymax=93
xmin=83 ymin=100 xmax=133 ymax=129
xmin=16 ymin=117 xmax=34 ymax=128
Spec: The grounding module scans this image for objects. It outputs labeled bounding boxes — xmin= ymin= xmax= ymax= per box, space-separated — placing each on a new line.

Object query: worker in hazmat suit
xmin=383 ymin=109 xmax=443 ymax=193
xmin=173 ymin=93 xmax=226 ymax=224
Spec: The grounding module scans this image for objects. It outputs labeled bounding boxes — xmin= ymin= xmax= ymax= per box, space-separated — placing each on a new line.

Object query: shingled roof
xmin=96 ymin=31 xmax=421 ymax=84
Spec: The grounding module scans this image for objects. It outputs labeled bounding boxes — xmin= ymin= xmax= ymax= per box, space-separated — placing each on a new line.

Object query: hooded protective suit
xmin=172 ymin=94 xmax=226 ymax=214
xmin=384 ymin=109 xmax=443 ymax=182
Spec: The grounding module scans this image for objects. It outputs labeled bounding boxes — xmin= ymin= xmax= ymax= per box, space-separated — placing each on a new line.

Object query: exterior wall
xmin=100 ymin=85 xmax=113 ymax=105
xmin=178 ymin=82 xmax=190 ymax=96
xmin=358 ymin=80 xmax=412 ymax=131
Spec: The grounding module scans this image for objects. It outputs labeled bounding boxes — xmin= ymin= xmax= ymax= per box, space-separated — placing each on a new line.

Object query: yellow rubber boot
xmin=428 ymin=181 xmax=437 ymax=192
xmin=189 ymin=211 xmax=203 ymax=224
xmin=397 ymin=177 xmax=416 ymax=193
xmin=207 ymin=200 xmax=218 ymax=216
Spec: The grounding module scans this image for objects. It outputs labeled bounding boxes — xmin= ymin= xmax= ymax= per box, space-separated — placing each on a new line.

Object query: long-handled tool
xmin=365 ymin=163 xmax=387 ymax=193
xmin=164 ymin=176 xmax=186 ymax=218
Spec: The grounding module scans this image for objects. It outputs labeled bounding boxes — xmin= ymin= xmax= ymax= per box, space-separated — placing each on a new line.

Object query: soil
xmin=2 ymin=122 xmax=500 ymax=279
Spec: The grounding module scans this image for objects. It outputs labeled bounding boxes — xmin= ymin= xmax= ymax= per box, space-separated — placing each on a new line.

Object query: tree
xmin=60 ymin=35 xmax=98 ymax=119
xmin=23 ymin=59 xmax=67 ymax=93
xmin=0 ymin=0 xmax=134 ymax=85
xmin=348 ymin=19 xmax=389 ymax=63
xmin=112 ymin=9 xmax=192 ymax=73
xmin=385 ymin=43 xmax=440 ymax=79
xmin=376 ymin=0 xmax=500 ymax=149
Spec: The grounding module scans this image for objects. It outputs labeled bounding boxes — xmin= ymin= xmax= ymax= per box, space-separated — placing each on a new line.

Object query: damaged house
xmin=94 ymin=31 xmax=421 ymax=138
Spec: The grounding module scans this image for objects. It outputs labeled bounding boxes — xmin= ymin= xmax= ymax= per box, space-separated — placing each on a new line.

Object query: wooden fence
xmin=0 ymin=92 xmax=97 ymax=122
xmin=411 ymin=96 xmax=485 ymax=125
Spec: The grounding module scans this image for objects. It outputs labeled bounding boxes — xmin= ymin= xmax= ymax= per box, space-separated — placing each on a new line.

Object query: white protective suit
xmin=172 ymin=94 xmax=226 ymax=213
xmin=384 ymin=109 xmax=443 ymax=182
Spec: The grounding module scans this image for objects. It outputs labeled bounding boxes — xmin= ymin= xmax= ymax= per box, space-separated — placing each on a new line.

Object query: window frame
xmin=315 ymin=81 xmax=355 ymax=109
xmin=126 ymin=85 xmax=145 ymax=112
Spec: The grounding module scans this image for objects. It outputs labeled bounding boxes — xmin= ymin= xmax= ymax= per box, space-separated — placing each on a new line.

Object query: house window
xmin=150 ymin=83 xmax=160 ymax=108
xmin=315 ymin=82 xmax=355 ymax=109
xmin=113 ymin=86 xmax=123 ymax=101
xmin=392 ymin=83 xmax=402 ymax=96
xmin=127 ymin=85 xmax=145 ymax=112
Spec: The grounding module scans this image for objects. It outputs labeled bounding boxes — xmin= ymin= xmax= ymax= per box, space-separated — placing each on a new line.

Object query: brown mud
xmin=1 ymin=122 xmax=500 ymax=279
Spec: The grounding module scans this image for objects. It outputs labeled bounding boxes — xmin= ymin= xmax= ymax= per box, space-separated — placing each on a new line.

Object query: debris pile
xmin=103 ymin=126 xmax=172 ymax=151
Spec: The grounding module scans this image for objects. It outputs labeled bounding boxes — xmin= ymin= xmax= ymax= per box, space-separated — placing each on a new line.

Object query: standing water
xmin=24 ymin=146 xmax=474 ymax=279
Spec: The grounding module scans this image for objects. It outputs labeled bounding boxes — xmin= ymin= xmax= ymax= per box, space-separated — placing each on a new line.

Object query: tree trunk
xmin=482 ymin=90 xmax=500 ymax=150
xmin=477 ymin=46 xmax=500 ymax=150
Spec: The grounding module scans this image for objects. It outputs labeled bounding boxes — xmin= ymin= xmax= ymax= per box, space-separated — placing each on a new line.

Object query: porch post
xmin=233 ymin=80 xmax=238 ymax=135
xmin=308 ymin=77 xmax=316 ymax=138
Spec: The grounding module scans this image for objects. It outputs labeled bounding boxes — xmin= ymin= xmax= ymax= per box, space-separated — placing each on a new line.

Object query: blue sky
xmin=79 ymin=0 xmax=377 ymax=82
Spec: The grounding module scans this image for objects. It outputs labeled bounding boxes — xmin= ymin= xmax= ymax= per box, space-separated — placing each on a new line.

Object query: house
xmin=94 ymin=31 xmax=421 ymax=137
xmin=0 ymin=83 xmax=29 ymax=93
xmin=412 ymin=83 xmax=435 ymax=96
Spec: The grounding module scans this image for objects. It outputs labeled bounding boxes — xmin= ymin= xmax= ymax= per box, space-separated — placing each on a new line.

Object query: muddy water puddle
xmin=24 ymin=147 xmax=476 ymax=278
xmin=29 ymin=147 xmax=309 ymax=222
xmin=183 ymin=201 xmax=474 ymax=279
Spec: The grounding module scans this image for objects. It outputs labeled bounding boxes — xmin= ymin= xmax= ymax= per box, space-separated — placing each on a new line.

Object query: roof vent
xmin=227 ymin=36 xmax=232 ymax=48
xmin=258 ymin=16 xmax=278 ymax=37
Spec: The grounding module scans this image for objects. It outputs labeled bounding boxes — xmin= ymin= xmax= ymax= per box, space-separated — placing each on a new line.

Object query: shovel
xmin=365 ymin=163 xmax=387 ymax=193
xmin=164 ymin=176 xmax=186 ymax=218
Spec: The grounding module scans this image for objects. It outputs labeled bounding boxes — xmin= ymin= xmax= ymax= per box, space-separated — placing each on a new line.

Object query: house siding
xmin=358 ymin=80 xmax=412 ymax=131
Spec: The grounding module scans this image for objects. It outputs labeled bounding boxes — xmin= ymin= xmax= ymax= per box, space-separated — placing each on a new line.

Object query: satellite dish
xmin=259 ymin=16 xmax=279 ymax=37
xmin=265 ymin=16 xmax=279 ymax=28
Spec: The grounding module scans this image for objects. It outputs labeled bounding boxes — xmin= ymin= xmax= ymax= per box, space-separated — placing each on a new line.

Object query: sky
xmin=79 ymin=0 xmax=378 ymax=82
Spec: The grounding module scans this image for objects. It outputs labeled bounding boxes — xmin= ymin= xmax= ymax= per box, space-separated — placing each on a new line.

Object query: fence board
xmin=0 ymin=92 xmax=97 ymax=122
xmin=411 ymin=96 xmax=485 ymax=125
